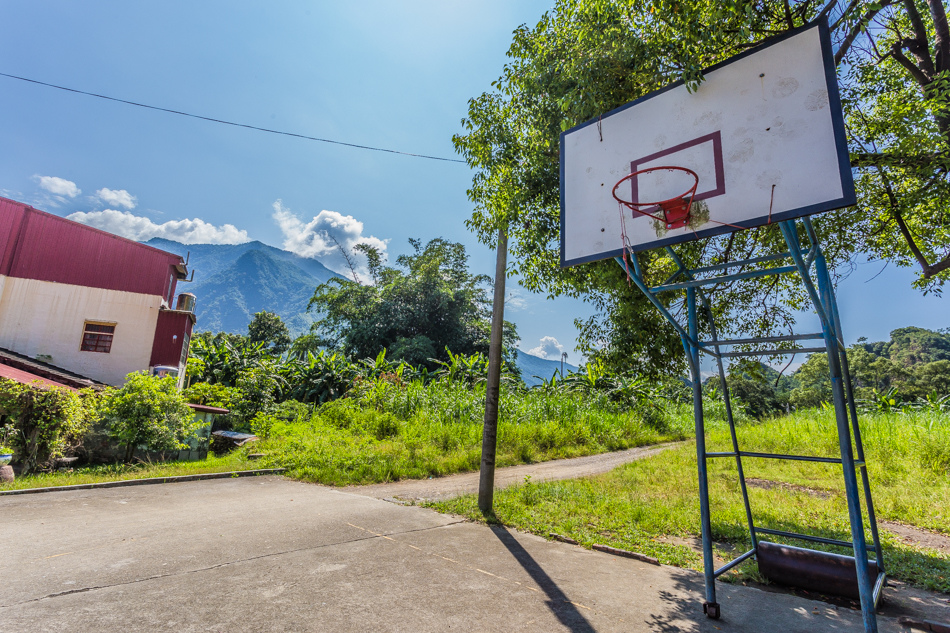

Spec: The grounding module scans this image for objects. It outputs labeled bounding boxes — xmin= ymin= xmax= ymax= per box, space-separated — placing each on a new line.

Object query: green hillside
xmin=145 ymin=238 xmax=342 ymax=335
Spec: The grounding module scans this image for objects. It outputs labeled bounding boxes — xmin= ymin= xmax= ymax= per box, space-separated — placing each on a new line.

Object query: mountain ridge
xmin=145 ymin=238 xmax=343 ymax=335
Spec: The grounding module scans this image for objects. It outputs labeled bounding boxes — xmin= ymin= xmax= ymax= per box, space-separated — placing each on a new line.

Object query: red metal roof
xmin=0 ymin=197 xmax=187 ymax=297
xmin=0 ymin=363 xmax=78 ymax=391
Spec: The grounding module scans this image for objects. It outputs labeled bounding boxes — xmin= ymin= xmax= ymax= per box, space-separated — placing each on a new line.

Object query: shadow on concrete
xmin=490 ymin=525 xmax=598 ymax=633
xmin=646 ymin=568 xmax=706 ymax=633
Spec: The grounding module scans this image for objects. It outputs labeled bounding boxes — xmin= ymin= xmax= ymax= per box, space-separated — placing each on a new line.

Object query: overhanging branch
xmin=851 ymin=150 xmax=950 ymax=169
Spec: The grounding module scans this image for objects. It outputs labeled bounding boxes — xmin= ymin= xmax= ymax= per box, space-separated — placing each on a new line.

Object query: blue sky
xmin=0 ymin=1 xmax=944 ymax=363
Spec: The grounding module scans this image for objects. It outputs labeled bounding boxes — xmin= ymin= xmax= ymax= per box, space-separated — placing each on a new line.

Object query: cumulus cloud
xmin=527 ymin=336 xmax=566 ymax=360
xmin=96 ymin=188 xmax=137 ymax=210
xmin=35 ymin=175 xmax=81 ymax=199
xmin=66 ymin=209 xmax=250 ymax=245
xmin=272 ymin=199 xmax=388 ymax=280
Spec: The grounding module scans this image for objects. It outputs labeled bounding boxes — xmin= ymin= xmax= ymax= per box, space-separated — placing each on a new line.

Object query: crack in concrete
xmin=0 ymin=519 xmax=466 ymax=608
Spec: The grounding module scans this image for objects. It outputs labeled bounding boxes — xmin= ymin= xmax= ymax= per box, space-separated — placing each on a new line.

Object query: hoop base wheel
xmin=703 ymin=602 xmax=721 ymax=619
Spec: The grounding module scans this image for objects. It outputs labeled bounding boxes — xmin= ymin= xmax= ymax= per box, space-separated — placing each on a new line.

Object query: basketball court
xmin=1 ymin=476 xmax=934 ymax=632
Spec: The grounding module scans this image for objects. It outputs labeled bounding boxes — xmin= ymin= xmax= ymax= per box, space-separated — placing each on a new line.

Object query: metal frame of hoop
xmin=612 ymin=166 xmax=700 ymax=230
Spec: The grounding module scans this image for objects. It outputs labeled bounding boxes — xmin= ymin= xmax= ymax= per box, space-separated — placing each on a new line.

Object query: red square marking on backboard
xmin=629 ymin=131 xmax=725 ymax=212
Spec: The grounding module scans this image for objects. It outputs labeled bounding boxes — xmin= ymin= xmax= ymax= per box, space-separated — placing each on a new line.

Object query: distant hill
xmin=515 ymin=351 xmax=578 ymax=387
xmin=145 ymin=238 xmax=343 ymax=335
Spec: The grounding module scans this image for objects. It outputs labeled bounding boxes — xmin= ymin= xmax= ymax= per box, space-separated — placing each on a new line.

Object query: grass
xmin=253 ymin=380 xmax=688 ymax=485
xmin=1 ymin=378 xmax=685 ymax=491
xmin=431 ymin=407 xmax=950 ymax=593
xmin=0 ymin=452 xmax=261 ymax=492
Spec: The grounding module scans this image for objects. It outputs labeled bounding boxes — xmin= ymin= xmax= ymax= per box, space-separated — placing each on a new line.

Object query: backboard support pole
xmin=614 ymin=219 xmax=883 ymax=633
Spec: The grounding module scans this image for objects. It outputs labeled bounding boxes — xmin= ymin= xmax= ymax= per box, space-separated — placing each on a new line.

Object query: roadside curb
xmin=0 ymin=468 xmax=287 ymax=496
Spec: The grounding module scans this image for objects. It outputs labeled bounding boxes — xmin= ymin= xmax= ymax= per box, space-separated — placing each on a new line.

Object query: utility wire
xmin=0 ymin=71 xmax=466 ymax=164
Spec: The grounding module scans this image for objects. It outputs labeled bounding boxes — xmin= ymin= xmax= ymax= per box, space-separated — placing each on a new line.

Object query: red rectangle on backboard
xmin=629 ymin=131 xmax=725 ymax=211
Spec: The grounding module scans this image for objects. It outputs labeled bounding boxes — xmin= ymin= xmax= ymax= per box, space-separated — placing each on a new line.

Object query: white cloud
xmin=527 ymin=336 xmax=566 ymax=360
xmin=96 ymin=188 xmax=137 ymax=210
xmin=35 ymin=175 xmax=81 ymax=198
xmin=66 ymin=209 xmax=250 ymax=245
xmin=272 ymin=199 xmax=388 ymax=281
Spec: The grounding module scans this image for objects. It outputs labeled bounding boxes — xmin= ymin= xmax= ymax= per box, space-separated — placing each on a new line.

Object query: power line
xmin=0 ymin=71 xmax=466 ymax=164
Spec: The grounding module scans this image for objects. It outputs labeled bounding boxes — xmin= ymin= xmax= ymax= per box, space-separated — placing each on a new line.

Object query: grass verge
xmin=430 ymin=408 xmax=950 ymax=594
xmin=2 ymin=382 xmax=685 ymax=491
xmin=0 ymin=452 xmax=259 ymax=492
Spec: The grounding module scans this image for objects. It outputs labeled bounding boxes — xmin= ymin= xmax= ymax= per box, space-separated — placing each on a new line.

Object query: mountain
xmin=145 ymin=238 xmax=343 ymax=335
xmin=514 ymin=351 xmax=578 ymax=387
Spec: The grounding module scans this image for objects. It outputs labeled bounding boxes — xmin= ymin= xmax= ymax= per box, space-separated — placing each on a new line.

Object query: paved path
xmin=345 ymin=443 xmax=677 ymax=502
xmin=2 ymin=475 xmax=944 ymax=632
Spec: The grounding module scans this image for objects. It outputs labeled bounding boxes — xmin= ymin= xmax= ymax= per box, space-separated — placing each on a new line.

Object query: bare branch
xmin=927 ymin=0 xmax=950 ymax=71
xmin=835 ymin=0 xmax=894 ymax=64
xmin=876 ymin=166 xmax=950 ymax=278
xmin=831 ymin=0 xmax=861 ymax=31
xmin=902 ymin=0 xmax=936 ymax=75
xmin=851 ymin=150 xmax=950 ymax=168
xmin=890 ymin=44 xmax=936 ymax=87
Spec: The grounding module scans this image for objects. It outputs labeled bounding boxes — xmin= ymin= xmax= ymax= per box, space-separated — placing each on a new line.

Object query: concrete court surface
xmin=0 ymin=475 xmax=924 ymax=632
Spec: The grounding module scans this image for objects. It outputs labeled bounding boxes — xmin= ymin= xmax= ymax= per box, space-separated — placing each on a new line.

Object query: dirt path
xmin=745 ymin=478 xmax=950 ymax=557
xmin=345 ymin=442 xmax=678 ymax=503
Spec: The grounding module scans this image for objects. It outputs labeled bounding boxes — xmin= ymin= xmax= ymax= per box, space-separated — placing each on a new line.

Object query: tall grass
xmin=256 ymin=376 xmax=687 ymax=485
xmin=433 ymin=408 xmax=950 ymax=592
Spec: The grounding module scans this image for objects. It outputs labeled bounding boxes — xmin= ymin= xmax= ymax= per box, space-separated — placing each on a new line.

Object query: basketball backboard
xmin=559 ymin=20 xmax=855 ymax=266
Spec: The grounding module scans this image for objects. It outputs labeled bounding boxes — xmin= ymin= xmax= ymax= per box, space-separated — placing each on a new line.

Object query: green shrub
xmin=0 ymin=378 xmax=87 ymax=474
xmin=100 ymin=373 xmax=200 ymax=462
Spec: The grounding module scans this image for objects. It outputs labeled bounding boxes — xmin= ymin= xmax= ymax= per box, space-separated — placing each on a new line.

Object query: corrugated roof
xmin=0 ymin=363 xmax=77 ymax=391
xmin=0 ymin=197 xmax=189 ymax=296
xmin=0 ymin=347 xmax=100 ymax=389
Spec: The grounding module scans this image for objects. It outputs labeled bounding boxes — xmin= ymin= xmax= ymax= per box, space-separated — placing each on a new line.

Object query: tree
xmin=308 ymin=238 xmax=518 ymax=368
xmin=101 ymin=373 xmax=199 ymax=462
xmin=247 ymin=311 xmax=292 ymax=356
xmin=453 ymin=0 xmax=950 ymax=374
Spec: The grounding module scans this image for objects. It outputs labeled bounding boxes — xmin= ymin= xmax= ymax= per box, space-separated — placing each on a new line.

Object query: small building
xmin=0 ymin=197 xmax=196 ymax=386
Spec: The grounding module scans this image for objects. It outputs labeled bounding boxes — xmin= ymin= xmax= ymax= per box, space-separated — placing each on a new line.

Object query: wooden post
xmin=478 ymin=228 xmax=507 ymax=514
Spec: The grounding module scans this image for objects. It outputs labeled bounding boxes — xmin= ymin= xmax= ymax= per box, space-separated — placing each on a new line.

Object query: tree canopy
xmin=308 ymin=238 xmax=518 ymax=368
xmin=453 ymin=0 xmax=950 ymax=375
xmin=247 ymin=310 xmax=292 ymax=355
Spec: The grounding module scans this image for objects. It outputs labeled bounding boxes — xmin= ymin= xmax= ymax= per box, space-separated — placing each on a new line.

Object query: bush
xmin=100 ymin=373 xmax=200 ymax=462
xmin=0 ymin=378 xmax=87 ymax=475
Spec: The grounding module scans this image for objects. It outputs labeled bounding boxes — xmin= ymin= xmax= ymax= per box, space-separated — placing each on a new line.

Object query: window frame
xmin=80 ymin=321 xmax=117 ymax=354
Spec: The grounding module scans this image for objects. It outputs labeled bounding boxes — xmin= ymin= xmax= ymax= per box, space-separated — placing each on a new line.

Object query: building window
xmin=179 ymin=332 xmax=190 ymax=368
xmin=81 ymin=322 xmax=115 ymax=353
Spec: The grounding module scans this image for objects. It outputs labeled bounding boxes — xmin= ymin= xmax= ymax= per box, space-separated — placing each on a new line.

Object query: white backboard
xmin=560 ymin=20 xmax=855 ymax=266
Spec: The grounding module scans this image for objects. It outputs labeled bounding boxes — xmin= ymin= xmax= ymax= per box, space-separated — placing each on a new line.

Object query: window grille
xmin=81 ymin=322 xmax=115 ymax=353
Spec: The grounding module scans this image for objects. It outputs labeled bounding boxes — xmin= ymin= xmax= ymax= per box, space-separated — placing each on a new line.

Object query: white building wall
xmin=0 ymin=275 xmax=161 ymax=386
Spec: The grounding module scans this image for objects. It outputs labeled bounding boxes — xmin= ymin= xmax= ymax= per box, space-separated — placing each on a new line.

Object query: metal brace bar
xmin=701 ymin=333 xmax=824 ymax=347
xmin=614 ymin=256 xmax=704 ymax=350
xmin=689 ymin=251 xmax=803 ymax=275
xmin=718 ymin=346 xmax=826 ymax=358
xmin=650 ymin=265 xmax=797 ymax=293
xmin=755 ymin=527 xmax=858 ymax=550
xmin=706 ymin=450 xmax=864 ymax=465
xmin=714 ymin=548 xmax=757 ymax=577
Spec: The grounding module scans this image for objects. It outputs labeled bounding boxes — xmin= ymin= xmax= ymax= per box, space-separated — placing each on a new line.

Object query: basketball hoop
xmin=612 ymin=166 xmax=700 ymax=230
